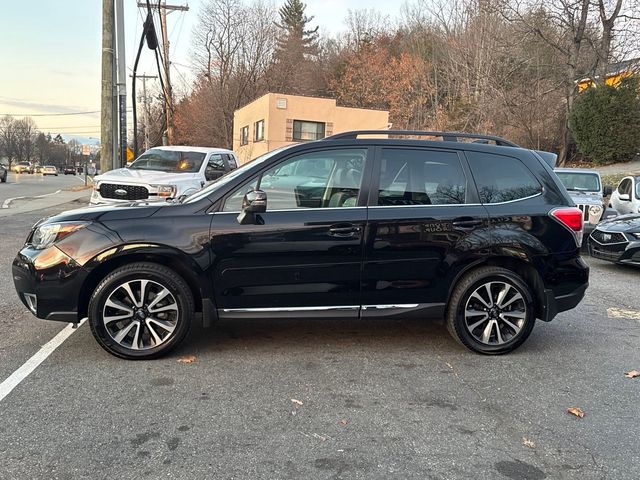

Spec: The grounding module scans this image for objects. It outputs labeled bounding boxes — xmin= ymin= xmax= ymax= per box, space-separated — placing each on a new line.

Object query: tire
xmin=1 ymin=174 xmax=5 ymax=183
xmin=446 ymin=266 xmax=536 ymax=355
xmin=88 ymin=262 xmax=194 ymax=360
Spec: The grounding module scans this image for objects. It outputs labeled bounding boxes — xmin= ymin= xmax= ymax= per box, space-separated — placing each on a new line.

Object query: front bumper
xmin=12 ymin=245 xmax=88 ymax=322
xmin=588 ymin=232 xmax=640 ymax=265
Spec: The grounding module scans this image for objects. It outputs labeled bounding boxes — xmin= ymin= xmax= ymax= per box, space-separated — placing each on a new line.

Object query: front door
xmin=361 ymin=147 xmax=490 ymax=318
xmin=210 ymin=147 xmax=371 ymax=318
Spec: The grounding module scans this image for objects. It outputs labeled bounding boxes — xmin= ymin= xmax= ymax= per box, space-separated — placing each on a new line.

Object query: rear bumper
xmin=539 ymin=255 xmax=589 ymax=322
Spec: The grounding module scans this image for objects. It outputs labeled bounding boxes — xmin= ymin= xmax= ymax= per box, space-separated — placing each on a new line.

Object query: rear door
xmin=361 ymin=146 xmax=490 ymax=318
xmin=210 ymin=147 xmax=372 ymax=317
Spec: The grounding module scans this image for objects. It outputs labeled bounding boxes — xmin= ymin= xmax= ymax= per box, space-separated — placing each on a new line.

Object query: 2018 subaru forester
xmin=13 ymin=131 xmax=588 ymax=359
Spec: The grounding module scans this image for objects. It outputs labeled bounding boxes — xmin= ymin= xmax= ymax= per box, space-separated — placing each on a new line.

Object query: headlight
xmin=30 ymin=222 xmax=89 ymax=249
xmin=589 ymin=205 xmax=602 ymax=215
xmin=151 ymin=184 xmax=176 ymax=197
xmin=631 ymin=232 xmax=640 ymax=239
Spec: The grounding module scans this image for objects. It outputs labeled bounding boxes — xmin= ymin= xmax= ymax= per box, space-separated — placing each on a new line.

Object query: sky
xmin=0 ymin=0 xmax=401 ymax=144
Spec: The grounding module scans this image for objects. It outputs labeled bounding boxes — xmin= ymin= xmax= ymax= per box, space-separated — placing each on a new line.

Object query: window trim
xmin=367 ymin=146 xmax=473 ymax=208
xmin=240 ymin=125 xmax=249 ymax=146
xmin=292 ymin=119 xmax=326 ymax=141
xmin=254 ymin=119 xmax=264 ymax=142
xmin=219 ymin=146 xmax=373 ymax=213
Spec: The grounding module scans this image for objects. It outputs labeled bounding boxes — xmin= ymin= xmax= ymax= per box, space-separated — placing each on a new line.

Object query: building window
xmin=254 ymin=119 xmax=264 ymax=141
xmin=240 ymin=126 xmax=249 ymax=146
xmin=293 ymin=120 xmax=325 ymax=141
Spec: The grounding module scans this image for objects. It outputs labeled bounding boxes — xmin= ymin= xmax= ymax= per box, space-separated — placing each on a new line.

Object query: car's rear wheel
xmin=88 ymin=262 xmax=194 ymax=359
xmin=446 ymin=266 xmax=535 ymax=354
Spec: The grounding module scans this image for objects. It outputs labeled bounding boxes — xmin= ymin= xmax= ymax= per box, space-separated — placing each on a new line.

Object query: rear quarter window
xmin=466 ymin=151 xmax=542 ymax=203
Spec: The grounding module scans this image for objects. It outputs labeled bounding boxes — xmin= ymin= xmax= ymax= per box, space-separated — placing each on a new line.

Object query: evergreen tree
xmin=269 ymin=0 xmax=321 ymax=95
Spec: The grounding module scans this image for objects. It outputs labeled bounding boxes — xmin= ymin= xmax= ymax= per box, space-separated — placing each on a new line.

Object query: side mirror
xmin=205 ymin=167 xmax=222 ymax=182
xmin=619 ymin=193 xmax=630 ymax=201
xmin=603 ymin=185 xmax=613 ymax=197
xmin=237 ymin=190 xmax=267 ymax=225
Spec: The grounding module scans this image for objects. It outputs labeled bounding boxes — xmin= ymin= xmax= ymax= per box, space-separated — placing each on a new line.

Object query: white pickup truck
xmin=90 ymin=146 xmax=238 ymax=206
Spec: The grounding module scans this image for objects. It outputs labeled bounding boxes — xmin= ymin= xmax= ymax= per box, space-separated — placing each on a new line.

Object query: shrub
xmin=569 ymin=78 xmax=640 ymax=164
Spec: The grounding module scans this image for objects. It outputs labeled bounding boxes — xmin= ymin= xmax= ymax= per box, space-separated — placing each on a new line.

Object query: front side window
xmin=293 ymin=120 xmax=325 ymax=141
xmin=222 ymin=148 xmax=366 ymax=211
xmin=240 ymin=126 xmax=249 ymax=146
xmin=254 ymin=120 xmax=264 ymax=141
xmin=618 ymin=178 xmax=631 ymax=196
xmin=378 ymin=149 xmax=467 ymax=206
xmin=467 ymin=152 xmax=542 ymax=204
xmin=128 ymin=148 xmax=206 ymax=173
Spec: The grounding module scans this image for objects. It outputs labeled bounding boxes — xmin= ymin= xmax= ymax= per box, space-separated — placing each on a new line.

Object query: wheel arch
xmin=446 ymin=255 xmax=546 ymax=319
xmin=78 ymin=245 xmax=208 ymax=320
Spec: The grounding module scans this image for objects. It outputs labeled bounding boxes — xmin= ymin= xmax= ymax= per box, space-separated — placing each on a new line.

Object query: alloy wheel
xmin=464 ymin=281 xmax=527 ymax=346
xmin=102 ymin=279 xmax=179 ymax=350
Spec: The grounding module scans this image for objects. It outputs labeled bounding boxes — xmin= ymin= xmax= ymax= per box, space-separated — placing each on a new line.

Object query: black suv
xmin=13 ymin=131 xmax=588 ymax=359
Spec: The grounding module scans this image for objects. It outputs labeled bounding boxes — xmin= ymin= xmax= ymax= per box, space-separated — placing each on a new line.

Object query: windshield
xmin=129 ymin=148 xmax=206 ymax=173
xmin=556 ymin=172 xmax=601 ymax=192
xmin=184 ymin=146 xmax=294 ymax=204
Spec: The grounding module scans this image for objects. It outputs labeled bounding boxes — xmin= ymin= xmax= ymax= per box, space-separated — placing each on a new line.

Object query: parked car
xmin=42 ymin=165 xmax=58 ymax=176
xmin=14 ymin=162 xmax=33 ymax=174
xmin=610 ymin=175 xmax=640 ymax=215
xmin=63 ymin=166 xmax=76 ymax=175
xmin=0 ymin=163 xmax=7 ymax=183
xmin=589 ymin=215 xmax=640 ymax=265
xmin=89 ymin=146 xmax=238 ymax=206
xmin=13 ymin=130 xmax=589 ymax=359
xmin=554 ymin=168 xmax=617 ymax=242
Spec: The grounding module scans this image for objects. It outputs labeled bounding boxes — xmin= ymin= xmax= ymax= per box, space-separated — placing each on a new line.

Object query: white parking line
xmin=1 ymin=189 xmax=62 ymax=209
xmin=0 ymin=319 xmax=86 ymax=403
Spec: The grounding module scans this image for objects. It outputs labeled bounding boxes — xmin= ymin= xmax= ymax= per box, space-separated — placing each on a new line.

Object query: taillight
xmin=550 ymin=207 xmax=584 ymax=247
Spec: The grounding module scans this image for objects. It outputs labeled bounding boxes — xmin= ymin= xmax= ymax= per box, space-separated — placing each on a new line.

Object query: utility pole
xmin=134 ymin=74 xmax=157 ymax=151
xmin=137 ymin=2 xmax=188 ymax=145
xmin=100 ymin=0 xmax=114 ymax=174
xmin=115 ymin=0 xmax=127 ymax=169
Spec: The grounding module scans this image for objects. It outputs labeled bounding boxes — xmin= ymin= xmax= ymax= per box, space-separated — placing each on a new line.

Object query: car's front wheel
xmin=446 ymin=266 xmax=536 ymax=355
xmin=88 ymin=262 xmax=194 ymax=359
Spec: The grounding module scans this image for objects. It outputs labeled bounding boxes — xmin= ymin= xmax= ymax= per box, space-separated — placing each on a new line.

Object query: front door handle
xmin=328 ymin=223 xmax=361 ymax=237
xmin=452 ymin=217 xmax=484 ymax=228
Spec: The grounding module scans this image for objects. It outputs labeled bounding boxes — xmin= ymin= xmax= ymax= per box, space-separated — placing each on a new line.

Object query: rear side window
xmin=467 ymin=152 xmax=542 ymax=203
xmin=378 ymin=149 xmax=466 ymax=205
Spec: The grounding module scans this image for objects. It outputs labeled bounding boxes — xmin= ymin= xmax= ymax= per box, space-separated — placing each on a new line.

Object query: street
xmin=0 ymin=191 xmax=638 ymax=479
xmin=0 ymin=172 xmax=88 ymax=210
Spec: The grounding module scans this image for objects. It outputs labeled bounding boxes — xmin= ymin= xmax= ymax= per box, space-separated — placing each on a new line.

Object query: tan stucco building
xmin=233 ymin=93 xmax=389 ymax=163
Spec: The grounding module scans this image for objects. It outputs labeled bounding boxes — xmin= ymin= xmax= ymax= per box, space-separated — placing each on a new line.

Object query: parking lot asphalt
xmin=1 ymin=201 xmax=639 ymax=480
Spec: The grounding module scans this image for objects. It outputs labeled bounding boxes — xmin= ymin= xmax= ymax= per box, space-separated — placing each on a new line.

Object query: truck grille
xmin=99 ymin=183 xmax=149 ymax=200
xmin=590 ymin=229 xmax=627 ymax=245
xmin=576 ymin=204 xmax=590 ymax=222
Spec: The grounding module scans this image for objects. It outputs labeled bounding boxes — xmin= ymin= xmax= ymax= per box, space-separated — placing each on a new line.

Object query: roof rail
xmin=322 ymin=130 xmax=519 ymax=147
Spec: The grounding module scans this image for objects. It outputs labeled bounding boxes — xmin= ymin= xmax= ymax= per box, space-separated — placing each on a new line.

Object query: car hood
xmin=597 ymin=214 xmax=640 ymax=232
xmin=38 ymin=202 xmax=169 ymax=226
xmin=567 ymin=191 xmax=602 ymax=204
xmin=95 ymin=168 xmax=201 ymax=185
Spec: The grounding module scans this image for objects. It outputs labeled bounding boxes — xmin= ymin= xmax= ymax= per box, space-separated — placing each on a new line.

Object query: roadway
xmin=0 ymin=171 xmax=88 ymax=209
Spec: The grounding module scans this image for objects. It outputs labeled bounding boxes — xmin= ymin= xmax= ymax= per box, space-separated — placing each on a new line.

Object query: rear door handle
xmin=452 ymin=218 xmax=484 ymax=228
xmin=328 ymin=223 xmax=361 ymax=237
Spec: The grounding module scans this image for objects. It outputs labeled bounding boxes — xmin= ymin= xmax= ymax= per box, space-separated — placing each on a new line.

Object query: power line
xmin=0 ymin=110 xmax=101 ymax=117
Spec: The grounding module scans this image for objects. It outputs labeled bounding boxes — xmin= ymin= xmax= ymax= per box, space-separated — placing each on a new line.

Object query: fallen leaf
xmin=624 ymin=370 xmax=640 ymax=378
xmin=567 ymin=406 xmax=585 ymax=418
xmin=522 ymin=437 xmax=535 ymax=448
xmin=340 ymin=419 xmax=348 ymax=425
xmin=291 ymin=398 xmax=303 ymax=406
xmin=177 ymin=355 xmax=196 ymax=364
